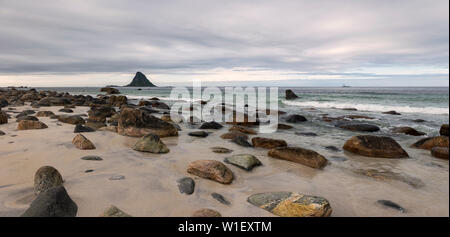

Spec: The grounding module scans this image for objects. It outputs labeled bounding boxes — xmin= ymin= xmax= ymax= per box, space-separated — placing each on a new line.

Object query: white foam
xmin=282 ymin=100 xmax=449 ymax=115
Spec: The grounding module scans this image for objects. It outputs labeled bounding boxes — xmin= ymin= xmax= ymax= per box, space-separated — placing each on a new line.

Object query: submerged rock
xmin=224 ymin=154 xmax=262 ymax=171
xmin=392 ymin=127 xmax=426 ymax=136
xmin=187 ymin=160 xmax=233 ymax=184
xmin=247 ymin=192 xmax=332 ymax=217
xmin=21 ymin=186 xmax=77 ymax=217
xmin=177 ymin=177 xmax=195 ymax=195
xmin=188 ymin=131 xmax=209 ymax=138
xmin=285 ymin=89 xmax=299 ymax=100
xmin=336 ymin=122 xmax=380 ymax=132
xmin=268 ymin=147 xmax=328 ymax=169
xmin=17 ymin=120 xmax=48 ymax=130
xmin=72 ymin=134 xmax=96 ymax=150
xmin=99 ymin=205 xmax=131 ymax=217
xmin=34 ymin=166 xmax=64 ymax=195
xmin=192 ymin=209 xmax=222 ymax=217
xmin=210 ymin=147 xmax=233 ymax=153
xmin=285 ymin=114 xmax=307 ymax=123
xmin=411 ymin=136 xmax=449 ymax=150
xmin=343 ymin=135 xmax=409 ymax=158
xmin=199 ymin=121 xmax=223 ymax=129
xmin=251 ymin=137 xmax=287 ymax=149
xmin=440 ymin=124 xmax=449 ymax=136
xmin=431 ymin=147 xmax=449 ymax=160
xmin=132 ymin=134 xmax=169 ymax=153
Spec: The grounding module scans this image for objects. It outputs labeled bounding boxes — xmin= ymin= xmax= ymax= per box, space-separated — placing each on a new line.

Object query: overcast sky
xmin=0 ymin=0 xmax=448 ymax=86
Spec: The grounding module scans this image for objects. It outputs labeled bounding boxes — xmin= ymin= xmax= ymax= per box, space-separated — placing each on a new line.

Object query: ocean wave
xmin=282 ymin=100 xmax=449 ymax=115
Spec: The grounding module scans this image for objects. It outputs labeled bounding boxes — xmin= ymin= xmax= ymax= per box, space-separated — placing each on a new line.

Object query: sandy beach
xmin=0 ymin=90 xmax=448 ymax=217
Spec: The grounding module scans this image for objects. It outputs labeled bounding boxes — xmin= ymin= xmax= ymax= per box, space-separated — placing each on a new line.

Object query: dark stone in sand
xmin=74 ymin=124 xmax=95 ymax=133
xmin=285 ymin=114 xmax=307 ymax=123
xmin=199 ymin=121 xmax=223 ymax=129
xmin=177 ymin=177 xmax=195 ymax=195
xmin=59 ymin=108 xmax=73 ymax=113
xmin=377 ymin=200 xmax=406 ymax=213
xmin=188 ymin=131 xmax=209 ymax=137
xmin=343 ymin=135 xmax=408 ymax=158
xmin=21 ymin=186 xmax=77 ymax=217
xmin=81 ymin=155 xmax=103 ymax=161
xmin=231 ymin=136 xmax=252 ymax=147
xmin=440 ymin=124 xmax=449 ymax=136
xmin=325 ymin=145 xmax=340 ymax=152
xmin=34 ymin=166 xmax=64 ymax=195
xmin=285 ymin=89 xmax=299 ymax=100
xmin=336 ymin=122 xmax=380 ymax=132
xmin=211 ymin=193 xmax=230 ymax=205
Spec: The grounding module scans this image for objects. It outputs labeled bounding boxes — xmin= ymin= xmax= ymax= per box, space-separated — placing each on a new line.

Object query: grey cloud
xmin=0 ymin=0 xmax=448 ymax=81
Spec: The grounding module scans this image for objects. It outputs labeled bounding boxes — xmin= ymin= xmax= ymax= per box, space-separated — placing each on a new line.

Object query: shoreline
xmin=0 ymin=88 xmax=449 ymax=217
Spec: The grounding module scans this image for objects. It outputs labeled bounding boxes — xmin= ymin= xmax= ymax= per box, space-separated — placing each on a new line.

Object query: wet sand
xmin=0 ymin=104 xmax=448 ymax=217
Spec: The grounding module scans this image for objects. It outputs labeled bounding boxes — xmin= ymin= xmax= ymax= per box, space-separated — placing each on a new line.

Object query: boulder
xmin=188 ymin=131 xmax=209 ymax=138
xmin=392 ymin=127 xmax=426 ymax=136
xmin=285 ymin=89 xmax=299 ymax=100
xmin=16 ymin=115 xmax=38 ymax=122
xmin=21 ymin=186 xmax=77 ymax=217
xmin=224 ymin=154 xmax=262 ymax=171
xmin=99 ymin=205 xmax=132 ymax=217
xmin=268 ymin=147 xmax=328 ymax=169
xmin=117 ymin=107 xmax=178 ymax=137
xmin=187 ymin=160 xmax=233 ymax=184
xmin=74 ymin=124 xmax=95 ymax=133
xmin=132 ymin=134 xmax=169 ymax=153
xmin=72 ymin=134 xmax=96 ymax=150
xmin=431 ymin=147 xmax=449 ymax=160
xmin=210 ymin=147 xmax=233 ymax=153
xmin=0 ymin=111 xmax=8 ymax=124
xmin=36 ymin=111 xmax=55 ymax=117
xmin=343 ymin=135 xmax=409 ymax=158
xmin=252 ymin=137 xmax=287 ymax=149
xmin=440 ymin=124 xmax=449 ymax=136
xmin=247 ymin=192 xmax=332 ymax=217
xmin=285 ymin=114 xmax=307 ymax=123
xmin=228 ymin=125 xmax=257 ymax=135
xmin=58 ymin=115 xmax=85 ymax=125
xmin=17 ymin=120 xmax=48 ymax=130
xmin=34 ymin=166 xmax=64 ymax=195
xmin=383 ymin=111 xmax=401 ymax=115
xmin=220 ymin=131 xmax=248 ymax=140
xmin=411 ymin=136 xmax=449 ymax=150
xmin=231 ymin=136 xmax=252 ymax=147
xmin=177 ymin=177 xmax=195 ymax=195
xmin=192 ymin=209 xmax=221 ymax=217
xmin=199 ymin=121 xmax=223 ymax=129
xmin=336 ymin=122 xmax=380 ymax=132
